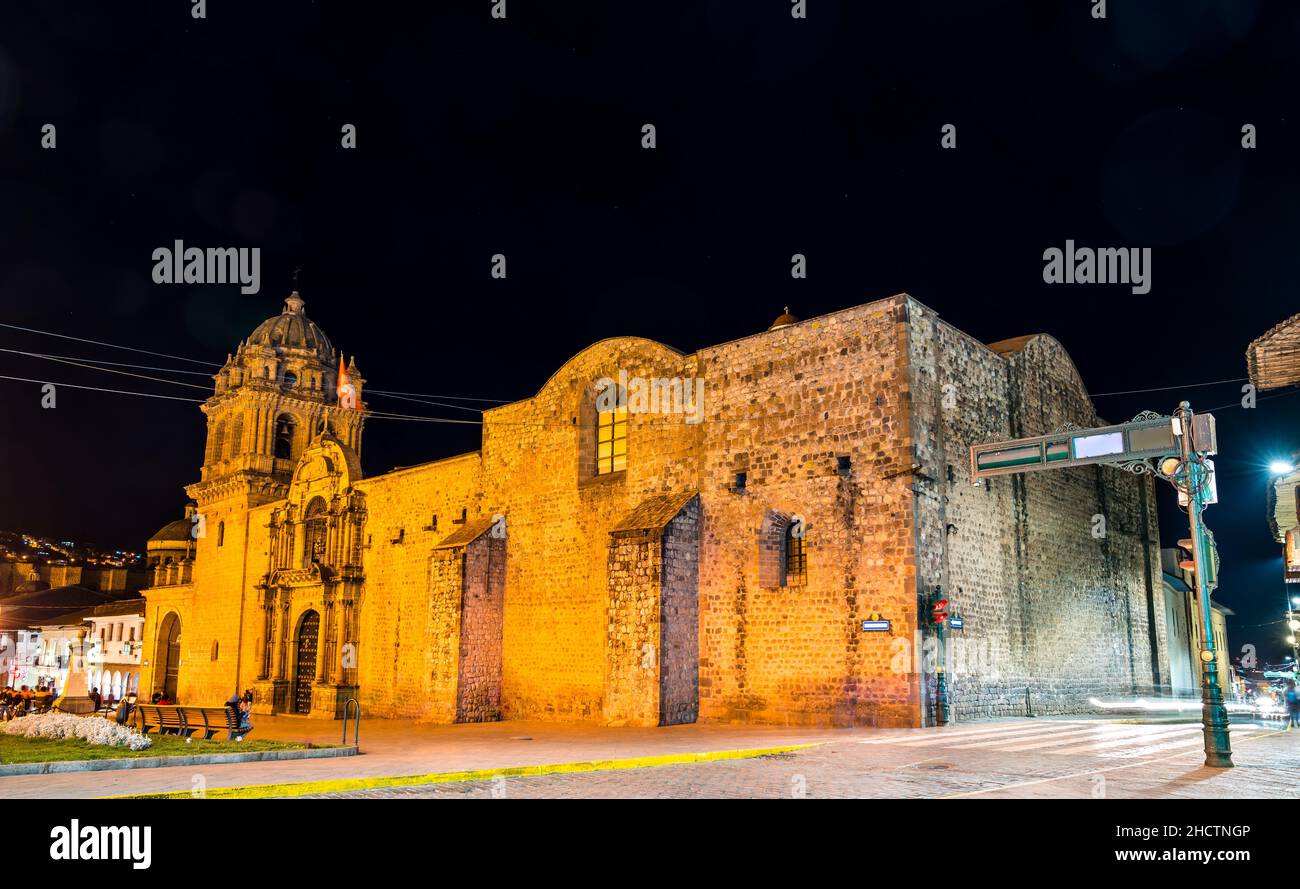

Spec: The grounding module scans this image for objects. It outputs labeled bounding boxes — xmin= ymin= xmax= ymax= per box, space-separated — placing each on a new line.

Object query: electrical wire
xmin=0 ymin=322 xmax=220 ymax=367
xmin=0 ymin=373 xmax=204 ymax=403
xmin=0 ymin=322 xmax=513 ymax=404
xmin=0 ymin=347 xmax=214 ymax=391
xmin=1092 ymin=377 xmax=1248 ymax=397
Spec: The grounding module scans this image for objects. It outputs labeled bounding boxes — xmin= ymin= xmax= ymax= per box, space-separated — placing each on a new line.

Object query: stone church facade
xmin=138 ymin=291 xmax=1169 ymax=727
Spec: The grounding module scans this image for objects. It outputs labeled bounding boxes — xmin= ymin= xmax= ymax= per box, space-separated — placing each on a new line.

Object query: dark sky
xmin=0 ymin=2 xmax=1297 ymax=656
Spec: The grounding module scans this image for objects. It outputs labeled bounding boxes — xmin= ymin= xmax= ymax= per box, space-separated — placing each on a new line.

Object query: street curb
xmin=0 ymin=745 xmax=356 ymax=777
xmin=107 ymin=742 xmax=821 ymax=798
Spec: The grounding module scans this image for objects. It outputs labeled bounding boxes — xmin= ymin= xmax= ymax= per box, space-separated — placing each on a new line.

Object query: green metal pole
xmin=1178 ymin=401 xmax=1232 ymax=768
xmin=934 ymin=590 xmax=950 ymax=726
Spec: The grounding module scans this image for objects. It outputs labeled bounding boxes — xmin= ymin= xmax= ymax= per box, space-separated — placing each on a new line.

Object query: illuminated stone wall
xmin=144 ymin=294 xmax=1163 ymax=727
xmin=906 ymin=302 xmax=1168 ymax=720
xmin=693 ymin=300 xmax=920 ymax=726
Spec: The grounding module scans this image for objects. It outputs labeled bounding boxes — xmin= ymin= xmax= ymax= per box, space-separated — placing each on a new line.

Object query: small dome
xmin=246 ymin=292 xmax=335 ymax=360
xmin=149 ymin=519 xmax=193 ymax=543
xmin=769 ymin=306 xmax=799 ymax=330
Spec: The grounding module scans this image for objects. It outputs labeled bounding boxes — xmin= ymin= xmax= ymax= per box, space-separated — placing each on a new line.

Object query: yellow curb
xmin=107 ymin=743 xmax=820 ymax=799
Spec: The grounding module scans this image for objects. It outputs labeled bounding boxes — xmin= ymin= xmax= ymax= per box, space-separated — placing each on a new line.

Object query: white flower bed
xmin=1 ymin=712 xmax=152 ymax=751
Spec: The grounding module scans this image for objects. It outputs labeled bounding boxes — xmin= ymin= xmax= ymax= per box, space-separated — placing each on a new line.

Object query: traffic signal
xmin=1176 ymin=538 xmax=1196 ymax=571
xmin=931 ymin=590 xmax=949 ymax=626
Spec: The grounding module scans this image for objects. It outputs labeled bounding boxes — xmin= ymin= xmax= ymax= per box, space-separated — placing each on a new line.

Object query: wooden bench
xmin=133 ymin=704 xmax=252 ymax=740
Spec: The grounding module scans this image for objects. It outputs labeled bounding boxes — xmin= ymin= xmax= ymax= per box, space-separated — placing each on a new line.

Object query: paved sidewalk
xmin=299 ymin=717 xmax=1300 ymax=799
xmin=5 ymin=715 xmax=1295 ymax=799
xmin=0 ymin=715 xmax=852 ymax=799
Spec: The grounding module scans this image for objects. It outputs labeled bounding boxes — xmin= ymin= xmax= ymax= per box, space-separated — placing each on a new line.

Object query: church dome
xmin=769 ymin=306 xmax=799 ymax=330
xmin=149 ymin=519 xmax=193 ymax=543
xmin=246 ymin=293 xmax=335 ymax=360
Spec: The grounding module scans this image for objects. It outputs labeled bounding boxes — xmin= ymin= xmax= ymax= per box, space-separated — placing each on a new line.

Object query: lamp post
xmin=1176 ymin=401 xmax=1233 ymax=768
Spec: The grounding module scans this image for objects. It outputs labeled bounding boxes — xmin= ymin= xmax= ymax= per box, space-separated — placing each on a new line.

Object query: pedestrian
xmin=1286 ymin=680 xmax=1300 ymax=730
xmin=89 ymin=686 xmax=102 ymax=712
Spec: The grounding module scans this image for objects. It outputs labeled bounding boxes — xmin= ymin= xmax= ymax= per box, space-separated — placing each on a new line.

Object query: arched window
xmin=210 ymin=420 xmax=226 ymax=464
xmin=274 ymin=415 xmax=295 ymax=460
xmin=217 ymin=520 xmax=225 ymax=547
xmin=783 ymin=520 xmax=807 ymax=587
xmin=595 ymin=387 xmax=628 ymax=476
xmin=303 ymin=497 xmax=329 ymax=567
xmin=228 ymin=416 xmax=244 ymax=458
xmin=283 ymin=370 xmax=298 ymax=391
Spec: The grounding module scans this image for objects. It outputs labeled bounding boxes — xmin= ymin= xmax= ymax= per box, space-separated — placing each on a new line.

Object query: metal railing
xmin=342 ymin=697 xmax=360 ymax=749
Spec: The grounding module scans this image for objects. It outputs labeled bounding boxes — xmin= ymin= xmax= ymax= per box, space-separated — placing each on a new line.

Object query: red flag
xmin=337 ymin=354 xmax=353 ymax=409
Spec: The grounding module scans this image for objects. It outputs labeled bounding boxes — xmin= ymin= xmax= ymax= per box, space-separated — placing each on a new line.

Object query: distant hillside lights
xmin=596 ymin=369 xmax=705 ymax=425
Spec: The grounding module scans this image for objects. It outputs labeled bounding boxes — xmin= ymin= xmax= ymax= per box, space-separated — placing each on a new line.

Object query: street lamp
xmin=1270 ymin=460 xmax=1296 ymax=475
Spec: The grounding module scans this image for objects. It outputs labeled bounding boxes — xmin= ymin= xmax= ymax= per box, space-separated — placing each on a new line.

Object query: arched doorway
xmin=155 ymin=612 xmax=181 ymax=701
xmin=293 ymin=610 xmax=320 ymax=714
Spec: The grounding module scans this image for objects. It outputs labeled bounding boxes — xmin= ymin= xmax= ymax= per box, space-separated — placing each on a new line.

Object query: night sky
xmin=0 ymin=2 xmax=1297 ymax=657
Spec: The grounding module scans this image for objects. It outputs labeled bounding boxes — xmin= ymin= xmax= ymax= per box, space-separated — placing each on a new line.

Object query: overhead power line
xmin=0 ymin=321 xmax=512 ymax=404
xmin=0 ymin=322 xmax=222 ymax=367
xmin=0 ymin=373 xmax=204 ymax=403
xmin=1091 ymin=377 xmax=1249 ymax=397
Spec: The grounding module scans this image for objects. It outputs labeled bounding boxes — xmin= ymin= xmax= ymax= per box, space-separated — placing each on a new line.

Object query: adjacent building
xmin=1247 ymin=311 xmax=1300 ymax=666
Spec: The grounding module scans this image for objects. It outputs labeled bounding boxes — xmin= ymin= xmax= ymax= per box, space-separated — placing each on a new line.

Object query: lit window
xmin=784 ymin=523 xmax=806 ymax=586
xmin=596 ymin=405 xmax=628 ymax=475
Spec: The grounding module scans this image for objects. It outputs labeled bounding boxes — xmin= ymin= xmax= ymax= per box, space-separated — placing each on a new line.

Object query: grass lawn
xmin=0 ymin=732 xmax=329 ymax=764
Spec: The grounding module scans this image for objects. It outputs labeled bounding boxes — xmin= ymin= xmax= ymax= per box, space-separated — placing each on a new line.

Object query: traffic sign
xmin=861 ymin=619 xmax=891 ymax=632
xmin=970 ymin=415 xmax=1193 ymax=481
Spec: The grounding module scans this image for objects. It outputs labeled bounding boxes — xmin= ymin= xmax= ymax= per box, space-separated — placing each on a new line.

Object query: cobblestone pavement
xmin=0 ymin=717 xmax=846 ymax=798
xmin=295 ymin=718 xmax=1300 ymax=799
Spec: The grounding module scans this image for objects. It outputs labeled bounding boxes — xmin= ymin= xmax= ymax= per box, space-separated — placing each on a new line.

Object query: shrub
xmin=0 ymin=712 xmax=152 ymax=751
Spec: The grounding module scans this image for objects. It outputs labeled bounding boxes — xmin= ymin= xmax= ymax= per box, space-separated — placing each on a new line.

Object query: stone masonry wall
xmin=478 ymin=338 xmax=702 ymax=722
xmin=181 ymin=489 xmax=272 ymax=707
xmin=457 ymin=534 xmax=505 ymax=722
xmin=695 ymin=299 xmax=920 ymax=727
xmin=905 ymin=299 xmax=1167 ymax=722
xmin=352 ymin=452 xmax=482 ymax=719
xmin=604 ymin=528 xmax=663 ymax=726
xmin=660 ymin=498 xmax=700 ymax=725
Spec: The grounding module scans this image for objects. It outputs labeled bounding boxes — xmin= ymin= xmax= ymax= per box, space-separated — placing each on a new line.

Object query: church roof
xmin=433 ymin=516 xmax=502 ymax=550
xmin=610 ymin=491 xmax=698 ymax=536
xmin=149 ymin=519 xmax=193 ymax=543
xmin=985 ymin=335 xmax=1039 ymax=357
xmin=245 ymin=292 xmax=335 ymax=360
xmin=768 ymin=307 xmax=799 ymax=330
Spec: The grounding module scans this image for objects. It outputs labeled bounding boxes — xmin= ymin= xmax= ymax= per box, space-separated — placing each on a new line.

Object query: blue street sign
xmin=949 ymin=616 xmax=964 ymax=630
xmin=861 ymin=619 xmax=891 ymax=632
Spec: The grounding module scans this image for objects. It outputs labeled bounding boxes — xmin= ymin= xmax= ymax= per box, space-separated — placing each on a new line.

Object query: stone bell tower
xmin=188 ymin=290 xmax=366 ymax=506
xmin=176 ymin=291 xmax=367 ymax=707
